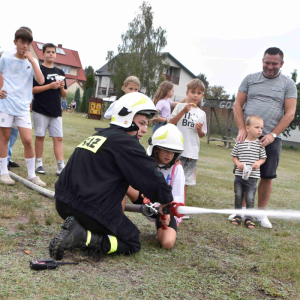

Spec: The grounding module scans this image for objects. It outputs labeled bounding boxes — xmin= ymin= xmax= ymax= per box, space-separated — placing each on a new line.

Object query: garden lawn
xmin=0 ymin=112 xmax=300 ymax=300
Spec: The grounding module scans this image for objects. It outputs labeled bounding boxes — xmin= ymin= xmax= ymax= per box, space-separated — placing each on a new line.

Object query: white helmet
xmin=110 ymin=93 xmax=158 ymax=128
xmin=147 ymin=124 xmax=184 ymax=157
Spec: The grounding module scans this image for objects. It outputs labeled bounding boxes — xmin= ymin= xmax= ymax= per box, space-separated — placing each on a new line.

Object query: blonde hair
xmin=123 ymin=76 xmax=140 ymax=88
xmin=153 ymin=81 xmax=174 ymax=105
xmin=187 ymin=79 xmax=205 ymax=92
xmin=245 ymin=115 xmax=264 ymax=126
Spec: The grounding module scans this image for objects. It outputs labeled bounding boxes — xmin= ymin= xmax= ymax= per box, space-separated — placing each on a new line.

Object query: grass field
xmin=0 ymin=112 xmax=300 ymax=300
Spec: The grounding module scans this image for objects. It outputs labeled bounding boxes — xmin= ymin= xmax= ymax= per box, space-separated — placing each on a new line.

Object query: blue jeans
xmin=7 ymin=128 xmax=19 ymax=164
xmin=234 ymin=176 xmax=258 ymax=220
xmin=152 ymin=121 xmax=167 ymax=134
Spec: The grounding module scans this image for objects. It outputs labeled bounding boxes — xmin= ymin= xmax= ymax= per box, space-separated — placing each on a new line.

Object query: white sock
xmin=26 ymin=157 xmax=36 ymax=180
xmin=36 ymin=158 xmax=43 ymax=168
xmin=242 ymin=206 xmax=246 ymax=210
xmin=0 ymin=157 xmax=9 ymax=175
xmin=57 ymin=160 xmax=65 ymax=172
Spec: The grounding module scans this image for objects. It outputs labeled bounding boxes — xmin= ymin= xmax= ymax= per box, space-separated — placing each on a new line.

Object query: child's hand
xmin=252 ymin=161 xmax=260 ymax=170
xmin=183 ymin=103 xmax=194 ymax=113
xmin=24 ymin=51 xmax=34 ymax=63
xmin=237 ymin=162 xmax=244 ymax=171
xmin=0 ymin=90 xmax=7 ymax=99
xmin=50 ymin=81 xmax=61 ymax=89
xmin=195 ymin=122 xmax=203 ymax=132
xmin=59 ymin=81 xmax=65 ymax=89
xmin=161 ymin=214 xmax=170 ymax=227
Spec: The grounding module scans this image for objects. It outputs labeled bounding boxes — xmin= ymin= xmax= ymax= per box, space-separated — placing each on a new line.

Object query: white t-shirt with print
xmin=170 ymin=103 xmax=207 ymax=159
xmin=0 ymin=51 xmax=40 ymax=117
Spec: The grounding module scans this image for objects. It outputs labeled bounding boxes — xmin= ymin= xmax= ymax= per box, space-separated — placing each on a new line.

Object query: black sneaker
xmin=8 ymin=160 xmax=20 ymax=168
xmin=49 ymin=216 xmax=88 ymax=260
xmin=35 ymin=165 xmax=46 ymax=174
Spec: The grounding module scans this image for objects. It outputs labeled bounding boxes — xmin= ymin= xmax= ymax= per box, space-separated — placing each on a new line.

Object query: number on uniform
xmin=77 ymin=136 xmax=107 ymax=153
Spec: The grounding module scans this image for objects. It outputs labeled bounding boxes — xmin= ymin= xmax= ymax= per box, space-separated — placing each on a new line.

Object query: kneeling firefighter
xmin=49 ymin=93 xmax=174 ymax=260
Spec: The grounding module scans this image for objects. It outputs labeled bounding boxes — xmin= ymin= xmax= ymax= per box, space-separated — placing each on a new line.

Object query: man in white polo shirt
xmin=233 ymin=47 xmax=297 ymax=228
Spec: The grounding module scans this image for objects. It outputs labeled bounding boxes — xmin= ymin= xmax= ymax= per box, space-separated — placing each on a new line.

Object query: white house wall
xmin=164 ymin=57 xmax=195 ymax=102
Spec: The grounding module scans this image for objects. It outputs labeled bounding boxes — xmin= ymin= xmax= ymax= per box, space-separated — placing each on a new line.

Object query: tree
xmin=66 ymin=92 xmax=75 ymax=104
xmin=197 ymin=73 xmax=209 ymax=89
xmin=205 ymin=85 xmax=230 ymax=100
xmin=106 ymin=1 xmax=168 ymax=98
xmin=81 ymin=73 xmax=95 ymax=113
xmin=84 ymin=66 xmax=94 ymax=78
xmin=283 ymin=69 xmax=300 ymax=137
xmin=74 ymin=88 xmax=81 ymax=111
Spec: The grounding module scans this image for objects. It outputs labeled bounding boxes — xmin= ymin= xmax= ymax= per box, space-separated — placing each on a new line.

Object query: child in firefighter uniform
xmin=49 ymin=93 xmax=174 ymax=260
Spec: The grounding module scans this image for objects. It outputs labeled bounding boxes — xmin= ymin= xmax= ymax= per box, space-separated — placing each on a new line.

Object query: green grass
xmin=0 ymin=112 xmax=300 ymax=299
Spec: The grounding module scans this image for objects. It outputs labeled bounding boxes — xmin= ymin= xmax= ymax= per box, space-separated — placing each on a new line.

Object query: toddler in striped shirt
xmin=231 ymin=115 xmax=267 ymax=229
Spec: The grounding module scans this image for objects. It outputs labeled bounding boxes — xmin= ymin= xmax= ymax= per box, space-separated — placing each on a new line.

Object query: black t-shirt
xmin=33 ymin=65 xmax=67 ymax=117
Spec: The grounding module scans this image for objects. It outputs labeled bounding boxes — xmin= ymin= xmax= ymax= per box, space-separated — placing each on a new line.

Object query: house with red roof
xmin=30 ymin=42 xmax=86 ymax=96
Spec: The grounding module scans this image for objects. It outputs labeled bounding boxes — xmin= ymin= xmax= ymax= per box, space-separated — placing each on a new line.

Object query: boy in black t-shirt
xmin=32 ymin=43 xmax=67 ymax=176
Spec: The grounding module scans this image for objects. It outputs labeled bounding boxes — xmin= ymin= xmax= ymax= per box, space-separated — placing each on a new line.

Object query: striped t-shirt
xmin=239 ymin=72 xmax=297 ymax=138
xmin=231 ymin=139 xmax=267 ymax=179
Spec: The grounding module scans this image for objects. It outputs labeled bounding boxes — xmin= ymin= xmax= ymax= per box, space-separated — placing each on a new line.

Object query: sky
xmin=1 ymin=0 xmax=300 ymax=96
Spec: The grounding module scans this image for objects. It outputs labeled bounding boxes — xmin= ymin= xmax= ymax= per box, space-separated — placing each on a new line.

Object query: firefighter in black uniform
xmin=49 ymin=93 xmax=174 ymax=260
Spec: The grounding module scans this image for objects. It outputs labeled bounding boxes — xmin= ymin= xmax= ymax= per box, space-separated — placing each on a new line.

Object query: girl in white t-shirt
xmin=127 ymin=124 xmax=185 ymax=249
xmin=104 ymin=76 xmax=140 ymax=119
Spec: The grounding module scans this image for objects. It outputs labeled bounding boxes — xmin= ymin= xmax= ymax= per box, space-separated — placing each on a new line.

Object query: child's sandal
xmin=231 ymin=216 xmax=242 ymax=226
xmin=245 ymin=219 xmax=255 ymax=229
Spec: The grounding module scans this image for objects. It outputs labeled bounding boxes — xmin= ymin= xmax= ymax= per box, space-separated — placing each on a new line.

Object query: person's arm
xmin=259 ymin=97 xmax=297 ymax=148
xmin=252 ymin=158 xmax=266 ymax=170
xmin=126 ymin=186 xmax=140 ymax=202
xmin=116 ymin=143 xmax=173 ymax=205
xmin=232 ymin=156 xmax=243 ymax=171
xmin=233 ymin=91 xmax=247 ymax=143
xmin=33 ymin=81 xmax=60 ymax=94
xmin=25 ymin=51 xmax=44 ymax=85
xmin=169 ymin=103 xmax=194 ymax=125
xmin=195 ymin=122 xmax=205 ymax=138
xmin=0 ymin=73 xmax=7 ymax=99
xmin=59 ymin=80 xmax=67 ymax=98
xmin=154 ymin=113 xmax=169 ymax=123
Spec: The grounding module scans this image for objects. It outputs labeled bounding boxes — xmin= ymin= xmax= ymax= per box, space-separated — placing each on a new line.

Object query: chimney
xmin=58 ymin=44 xmax=62 ymax=48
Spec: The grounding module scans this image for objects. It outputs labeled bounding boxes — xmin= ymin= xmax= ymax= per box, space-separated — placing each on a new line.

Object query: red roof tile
xmin=32 ymin=41 xmax=86 ymax=82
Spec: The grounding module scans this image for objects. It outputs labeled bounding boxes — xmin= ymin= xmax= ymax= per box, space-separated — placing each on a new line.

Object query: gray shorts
xmin=33 ymin=111 xmax=63 ymax=137
xmin=178 ymin=156 xmax=197 ymax=185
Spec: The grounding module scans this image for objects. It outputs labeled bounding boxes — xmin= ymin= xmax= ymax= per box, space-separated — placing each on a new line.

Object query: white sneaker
xmin=255 ymin=215 xmax=272 ymax=229
xmin=29 ymin=176 xmax=46 ymax=187
xmin=228 ymin=214 xmax=245 ymax=221
xmin=0 ymin=174 xmax=15 ymax=185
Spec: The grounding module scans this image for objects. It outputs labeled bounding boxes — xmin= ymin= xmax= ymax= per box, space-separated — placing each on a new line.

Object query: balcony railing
xmin=97 ymin=87 xmax=116 ymax=96
xmin=164 ymin=74 xmax=179 ymax=85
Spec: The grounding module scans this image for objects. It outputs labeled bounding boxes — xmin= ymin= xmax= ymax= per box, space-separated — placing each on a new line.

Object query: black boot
xmin=49 ymin=216 xmax=104 ymax=260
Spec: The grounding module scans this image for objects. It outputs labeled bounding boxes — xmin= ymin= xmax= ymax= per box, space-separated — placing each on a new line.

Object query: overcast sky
xmin=1 ymin=0 xmax=300 ymax=96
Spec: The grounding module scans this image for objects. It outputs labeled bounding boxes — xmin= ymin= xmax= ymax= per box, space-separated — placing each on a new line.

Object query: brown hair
xmin=15 ymin=28 xmax=33 ymax=43
xmin=123 ymin=76 xmax=140 ymax=88
xmin=187 ymin=79 xmax=205 ymax=92
xmin=245 ymin=115 xmax=264 ymax=126
xmin=43 ymin=43 xmax=56 ymax=53
xmin=19 ymin=26 xmax=32 ymax=34
xmin=153 ymin=81 xmax=174 ymax=105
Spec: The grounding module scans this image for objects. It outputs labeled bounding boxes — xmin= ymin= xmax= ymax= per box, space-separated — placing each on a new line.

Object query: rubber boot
xmin=49 ymin=216 xmax=103 ymax=260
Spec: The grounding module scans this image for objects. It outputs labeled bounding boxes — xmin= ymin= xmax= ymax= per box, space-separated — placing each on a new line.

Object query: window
xmin=61 ymin=65 xmax=71 ymax=74
xmin=37 ymin=43 xmax=43 ymax=50
xmin=56 ymin=48 xmax=66 ymax=55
